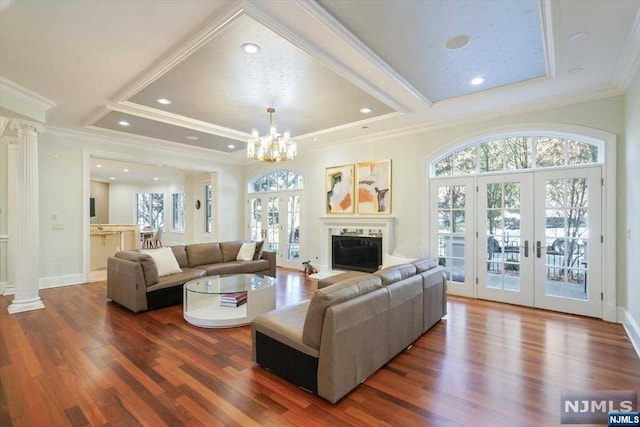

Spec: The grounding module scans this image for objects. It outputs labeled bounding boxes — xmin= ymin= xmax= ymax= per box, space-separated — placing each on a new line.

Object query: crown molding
xmin=296 ymin=112 xmax=402 ymax=141
xmin=113 ymin=2 xmax=245 ymax=102
xmin=305 ymin=85 xmax=624 ymax=152
xmin=0 ymin=76 xmax=56 ymax=113
xmin=612 ymin=8 xmax=640 ymax=91
xmin=46 ymin=125 xmax=244 ymax=165
xmin=539 ymin=0 xmax=557 ymax=78
xmin=290 ymin=0 xmax=430 ymax=109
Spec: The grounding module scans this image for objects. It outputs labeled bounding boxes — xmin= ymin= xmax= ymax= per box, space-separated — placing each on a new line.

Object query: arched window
xmin=431 ymin=135 xmax=601 ymax=177
xmin=248 ymin=170 xmax=303 ymax=268
xmin=248 ymin=170 xmax=303 ymax=193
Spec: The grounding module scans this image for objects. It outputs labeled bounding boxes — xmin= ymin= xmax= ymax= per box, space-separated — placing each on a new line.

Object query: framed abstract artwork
xmin=357 ymin=159 xmax=392 ymax=214
xmin=325 ymin=164 xmax=354 ymax=214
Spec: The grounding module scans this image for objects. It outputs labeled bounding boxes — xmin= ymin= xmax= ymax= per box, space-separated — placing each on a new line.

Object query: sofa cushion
xmin=374 ymin=263 xmax=417 ymax=286
xmin=302 ymin=275 xmax=382 ymax=350
xmin=413 ymin=258 xmax=439 ymax=273
xmin=146 ymin=268 xmax=206 ymax=293
xmin=239 ymin=259 xmax=270 ymax=274
xmin=237 ymin=242 xmax=256 ymax=261
xmin=170 ymin=245 xmax=189 ymax=268
xmin=140 ymin=247 xmax=183 ymax=277
xmin=199 ymin=262 xmax=244 ymax=276
xmin=220 ymin=240 xmax=244 ymax=262
xmin=115 ymin=251 xmax=159 ymax=286
xmin=186 ymin=243 xmax=222 ymax=267
xmin=252 ymin=300 xmax=318 ymax=358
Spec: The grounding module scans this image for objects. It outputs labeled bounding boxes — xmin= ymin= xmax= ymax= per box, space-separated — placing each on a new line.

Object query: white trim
xmin=293 ymin=0 xmax=431 ymax=108
xmin=8 ymin=298 xmax=44 ymax=314
xmin=39 ymin=273 xmax=84 ymax=289
xmin=539 ymin=0 xmax=556 ymax=79
xmin=612 ymin=8 xmax=640 ymax=91
xmin=82 ymin=149 xmax=90 ymax=284
xmin=0 ymin=76 xmax=57 ymax=112
xmin=623 ymin=309 xmax=640 ymax=360
xmin=1 ymin=282 xmax=12 ymax=296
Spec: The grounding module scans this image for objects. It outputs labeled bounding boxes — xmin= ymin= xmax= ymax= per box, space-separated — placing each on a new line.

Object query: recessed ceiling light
xmin=96 ymin=164 xmax=102 ymax=168
xmin=241 ymin=43 xmax=260 ymax=54
xmin=445 ymin=35 xmax=471 ymax=50
xmin=157 ymin=98 xmax=172 ymax=105
xmin=227 ymin=144 xmax=236 ymax=149
xmin=471 ymin=76 xmax=485 ymax=85
xmin=360 ymin=107 xmax=373 ymax=114
xmin=153 ymin=177 xmax=158 ymax=181
xmin=312 ymin=138 xmax=318 ymax=141
xmin=185 ymin=135 xmax=199 ymax=141
xmin=568 ymin=31 xmax=587 ymax=41
xmin=569 ymin=67 xmax=584 ymax=74
xmin=110 ymin=177 xmax=115 ymax=180
xmin=118 ymin=120 xmax=130 ymax=127
xmin=123 ymin=169 xmax=129 ymax=172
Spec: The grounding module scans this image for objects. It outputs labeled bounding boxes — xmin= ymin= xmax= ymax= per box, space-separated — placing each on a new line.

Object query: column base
xmin=8 ymin=297 xmax=45 ymax=314
xmin=2 ymin=283 xmax=15 ymax=296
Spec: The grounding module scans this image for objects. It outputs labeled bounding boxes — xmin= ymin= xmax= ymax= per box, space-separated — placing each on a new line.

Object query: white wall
xmin=0 ymin=142 xmax=8 ymax=289
xmin=244 ymin=95 xmax=627 ymax=305
xmin=624 ymin=67 xmax=640 ymax=352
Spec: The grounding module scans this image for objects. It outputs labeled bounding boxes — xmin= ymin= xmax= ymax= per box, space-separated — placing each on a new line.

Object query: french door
xmin=433 ymin=167 xmax=602 ymax=318
xmin=248 ymin=193 xmax=301 ymax=269
xmin=476 ymin=167 xmax=602 ymax=317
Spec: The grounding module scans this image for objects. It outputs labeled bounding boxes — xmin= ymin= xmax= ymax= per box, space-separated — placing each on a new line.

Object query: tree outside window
xmin=172 ymin=192 xmax=185 ymax=231
xmin=137 ymin=193 xmax=164 ymax=229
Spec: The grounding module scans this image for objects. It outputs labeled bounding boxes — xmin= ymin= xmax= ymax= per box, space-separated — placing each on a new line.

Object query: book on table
xmin=220 ymin=292 xmax=247 ymax=307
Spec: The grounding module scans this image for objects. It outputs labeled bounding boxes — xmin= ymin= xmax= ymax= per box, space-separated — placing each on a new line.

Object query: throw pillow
xmin=381 ymin=253 xmax=416 ymax=269
xmin=237 ymin=241 xmax=256 ymax=261
xmin=253 ymin=240 xmax=264 ymax=260
xmin=140 ymin=247 xmax=183 ymax=277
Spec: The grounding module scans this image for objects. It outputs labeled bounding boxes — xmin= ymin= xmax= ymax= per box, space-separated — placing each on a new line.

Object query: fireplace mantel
xmin=318 ymin=216 xmax=395 ymax=272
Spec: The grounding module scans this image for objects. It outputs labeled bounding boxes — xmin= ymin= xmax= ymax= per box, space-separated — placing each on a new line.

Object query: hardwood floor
xmin=1 ymin=268 xmax=638 ymax=426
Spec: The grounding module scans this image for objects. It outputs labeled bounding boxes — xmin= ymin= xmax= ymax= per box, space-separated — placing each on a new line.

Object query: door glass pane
xmin=267 ymin=197 xmax=279 ymax=254
xmin=437 ymin=185 xmax=466 ymax=284
xmin=250 ymin=198 xmax=262 ymax=241
xmin=484 ymin=182 xmax=522 ymax=291
xmin=286 ymin=196 xmax=300 ymax=261
xmin=544 ymin=178 xmax=589 ymax=300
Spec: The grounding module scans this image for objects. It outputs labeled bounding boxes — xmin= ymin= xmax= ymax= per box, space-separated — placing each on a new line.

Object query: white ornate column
xmin=8 ymin=119 xmax=44 ymax=314
xmin=2 ymin=138 xmax=17 ymax=296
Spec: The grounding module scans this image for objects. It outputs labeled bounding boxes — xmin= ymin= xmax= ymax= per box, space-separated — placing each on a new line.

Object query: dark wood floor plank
xmin=1 ymin=268 xmax=639 ymax=426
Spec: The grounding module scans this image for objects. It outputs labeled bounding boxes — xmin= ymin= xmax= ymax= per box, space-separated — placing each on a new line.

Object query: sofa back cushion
xmin=374 ymin=263 xmax=417 ymax=286
xmin=220 ymin=240 xmax=244 ymax=262
xmin=413 ymin=258 xmax=438 ymax=273
xmin=170 ymin=245 xmax=189 ymax=268
xmin=115 ymin=251 xmax=159 ymax=286
xmin=302 ymin=275 xmax=382 ymax=350
xmin=186 ymin=243 xmax=222 ymax=267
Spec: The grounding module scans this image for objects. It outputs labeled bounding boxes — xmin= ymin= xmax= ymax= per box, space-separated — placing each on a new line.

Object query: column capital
xmin=9 ymin=119 xmax=44 ymax=136
xmin=1 ymin=136 xmax=18 ymax=145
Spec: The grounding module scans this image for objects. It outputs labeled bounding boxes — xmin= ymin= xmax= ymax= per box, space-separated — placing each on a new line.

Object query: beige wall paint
xmin=0 ymin=142 xmax=7 ymax=287
xmin=90 ymin=180 xmax=109 ymax=224
xmin=624 ymin=67 xmax=640 ymax=342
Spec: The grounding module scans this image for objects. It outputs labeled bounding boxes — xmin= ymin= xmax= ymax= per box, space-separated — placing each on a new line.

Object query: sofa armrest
xmin=107 ymin=256 xmax=149 ymax=313
xmin=261 ymin=250 xmax=276 ymax=277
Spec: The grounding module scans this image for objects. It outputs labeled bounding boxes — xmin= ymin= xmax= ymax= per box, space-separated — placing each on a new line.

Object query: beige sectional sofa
xmin=107 ymin=241 xmax=275 ymax=313
xmin=251 ymin=258 xmax=446 ymax=403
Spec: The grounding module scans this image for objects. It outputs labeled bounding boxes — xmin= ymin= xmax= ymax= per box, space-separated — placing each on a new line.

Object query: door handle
xmin=524 ymin=240 xmax=529 ymax=258
xmin=536 ymin=241 xmax=541 ymax=258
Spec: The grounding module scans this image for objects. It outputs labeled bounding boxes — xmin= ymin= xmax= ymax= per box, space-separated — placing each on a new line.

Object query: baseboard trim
xmin=622 ymin=309 xmax=640 ymax=360
xmin=39 ymin=273 xmax=84 ymax=289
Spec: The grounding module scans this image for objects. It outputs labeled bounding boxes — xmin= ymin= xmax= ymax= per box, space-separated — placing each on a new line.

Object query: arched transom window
xmin=431 ymin=135 xmax=601 ymax=177
xmin=248 ymin=170 xmax=303 ymax=193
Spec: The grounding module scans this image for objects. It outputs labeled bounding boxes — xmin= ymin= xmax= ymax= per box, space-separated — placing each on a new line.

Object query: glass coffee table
xmin=183 ymin=274 xmax=276 ymax=328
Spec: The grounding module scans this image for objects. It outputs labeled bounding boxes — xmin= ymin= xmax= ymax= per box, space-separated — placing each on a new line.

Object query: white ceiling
xmin=1 ymin=0 xmax=639 ymax=163
xmin=90 ymin=157 xmax=185 ymax=184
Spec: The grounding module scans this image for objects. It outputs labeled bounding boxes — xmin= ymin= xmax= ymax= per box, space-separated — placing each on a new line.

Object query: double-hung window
xmin=137 ymin=192 xmax=164 ymax=229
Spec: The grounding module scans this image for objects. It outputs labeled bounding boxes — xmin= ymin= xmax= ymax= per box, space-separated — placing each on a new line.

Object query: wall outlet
xmin=51 ymin=223 xmax=64 ymax=231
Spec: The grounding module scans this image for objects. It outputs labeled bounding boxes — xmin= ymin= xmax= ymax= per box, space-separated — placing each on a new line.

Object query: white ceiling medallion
xmin=247 ymin=108 xmax=297 ymax=163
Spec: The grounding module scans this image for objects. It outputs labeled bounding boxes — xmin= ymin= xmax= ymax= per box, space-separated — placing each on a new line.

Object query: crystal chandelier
xmin=247 ymin=108 xmax=297 ymax=163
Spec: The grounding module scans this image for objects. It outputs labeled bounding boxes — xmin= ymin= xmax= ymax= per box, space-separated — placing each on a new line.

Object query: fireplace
xmin=332 ymin=235 xmax=382 ymax=273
